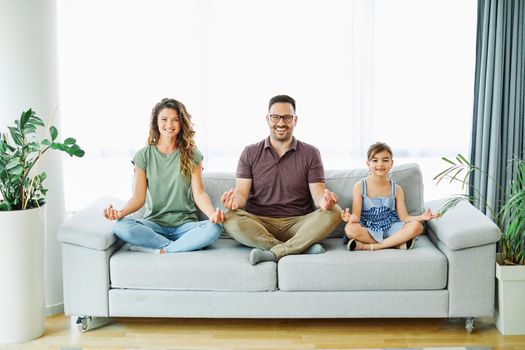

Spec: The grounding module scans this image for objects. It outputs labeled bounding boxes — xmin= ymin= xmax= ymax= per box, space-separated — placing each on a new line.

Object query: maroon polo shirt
xmin=236 ymin=137 xmax=325 ymax=217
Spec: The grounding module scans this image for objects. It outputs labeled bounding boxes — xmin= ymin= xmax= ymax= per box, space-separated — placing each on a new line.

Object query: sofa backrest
xmin=200 ymin=163 xmax=424 ymax=238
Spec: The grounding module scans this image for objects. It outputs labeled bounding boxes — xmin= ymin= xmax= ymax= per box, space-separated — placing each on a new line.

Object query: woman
xmin=104 ymin=98 xmax=224 ymax=253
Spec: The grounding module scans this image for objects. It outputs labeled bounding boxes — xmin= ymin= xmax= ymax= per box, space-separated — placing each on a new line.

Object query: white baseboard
xmin=45 ymin=302 xmax=64 ymax=317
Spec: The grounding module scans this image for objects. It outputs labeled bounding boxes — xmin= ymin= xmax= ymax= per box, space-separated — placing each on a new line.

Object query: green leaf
xmin=3 ymin=141 xmax=15 ymax=152
xmin=41 ymin=139 xmax=51 ymax=146
xmin=8 ymin=127 xmax=23 ymax=146
xmin=50 ymin=143 xmax=65 ymax=151
xmin=25 ymin=142 xmax=40 ymax=153
xmin=9 ymin=165 xmax=23 ymax=177
xmin=449 ymin=167 xmax=465 ymax=184
xmin=24 ymin=124 xmax=37 ymax=134
xmin=462 ymin=168 xmax=475 ymax=188
xmin=433 ymin=165 xmax=455 ymax=181
xmin=50 ymin=126 xmax=58 ymax=141
xmin=19 ymin=109 xmax=32 ymax=130
xmin=66 ymin=144 xmax=79 ymax=155
xmin=63 ymin=137 xmax=76 ymax=145
xmin=0 ymin=201 xmax=10 ymax=211
xmin=74 ymin=149 xmax=85 ymax=157
xmin=457 ymin=153 xmax=471 ymax=166
xmin=29 ymin=115 xmax=45 ymax=127
xmin=6 ymin=157 xmax=21 ymax=170
xmin=441 ymin=157 xmax=456 ymax=165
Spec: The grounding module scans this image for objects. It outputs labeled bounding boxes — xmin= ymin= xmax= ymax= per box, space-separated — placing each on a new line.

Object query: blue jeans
xmin=113 ymin=218 xmax=222 ymax=253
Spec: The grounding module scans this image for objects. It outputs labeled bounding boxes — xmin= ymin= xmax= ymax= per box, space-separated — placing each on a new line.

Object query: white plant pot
xmin=495 ymin=259 xmax=525 ymax=335
xmin=0 ymin=206 xmax=46 ymax=343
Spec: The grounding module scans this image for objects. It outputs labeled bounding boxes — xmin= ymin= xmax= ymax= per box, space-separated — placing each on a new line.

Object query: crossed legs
xmin=113 ymin=218 xmax=222 ymax=253
xmin=344 ymin=221 xmax=423 ymax=251
xmin=224 ymin=207 xmax=341 ymax=261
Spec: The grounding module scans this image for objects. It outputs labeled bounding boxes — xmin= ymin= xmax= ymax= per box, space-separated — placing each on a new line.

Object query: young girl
xmin=103 ymin=98 xmax=224 ymax=253
xmin=341 ymin=142 xmax=439 ymax=251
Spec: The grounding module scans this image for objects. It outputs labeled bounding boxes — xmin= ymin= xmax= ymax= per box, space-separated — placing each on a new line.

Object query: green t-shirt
xmin=133 ymin=145 xmax=203 ymax=227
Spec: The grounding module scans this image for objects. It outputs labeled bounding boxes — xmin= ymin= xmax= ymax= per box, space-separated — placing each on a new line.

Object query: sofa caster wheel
xmin=465 ymin=317 xmax=474 ymax=334
xmin=75 ymin=316 xmax=111 ymax=332
xmin=76 ymin=316 xmax=91 ymax=333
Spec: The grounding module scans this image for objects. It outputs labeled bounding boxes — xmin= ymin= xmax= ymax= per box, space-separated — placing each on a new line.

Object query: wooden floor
xmin=6 ymin=314 xmax=525 ymax=350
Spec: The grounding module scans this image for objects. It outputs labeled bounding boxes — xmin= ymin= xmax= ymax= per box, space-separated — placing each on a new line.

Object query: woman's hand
xmin=210 ymin=207 xmax=225 ymax=224
xmin=103 ymin=204 xmax=122 ymax=220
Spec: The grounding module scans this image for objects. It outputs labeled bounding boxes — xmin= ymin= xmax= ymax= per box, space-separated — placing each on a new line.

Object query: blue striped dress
xmin=359 ymin=178 xmax=404 ymax=243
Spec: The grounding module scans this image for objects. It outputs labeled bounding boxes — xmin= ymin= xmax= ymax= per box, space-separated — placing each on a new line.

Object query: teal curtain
xmin=470 ymin=0 xmax=525 ymax=219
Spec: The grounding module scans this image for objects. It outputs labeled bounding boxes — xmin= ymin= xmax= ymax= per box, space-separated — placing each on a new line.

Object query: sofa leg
xmin=75 ymin=316 xmax=112 ymax=333
xmin=465 ymin=317 xmax=474 ymax=334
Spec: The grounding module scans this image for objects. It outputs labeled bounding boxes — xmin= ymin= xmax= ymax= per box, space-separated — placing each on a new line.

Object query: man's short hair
xmin=268 ymin=95 xmax=296 ymax=114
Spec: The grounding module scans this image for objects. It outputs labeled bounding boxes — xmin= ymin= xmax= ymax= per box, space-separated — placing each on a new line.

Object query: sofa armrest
xmin=59 ymin=197 xmax=126 ymax=250
xmin=427 ymin=229 xmax=497 ymax=317
xmin=425 ymin=198 xmax=501 ymax=251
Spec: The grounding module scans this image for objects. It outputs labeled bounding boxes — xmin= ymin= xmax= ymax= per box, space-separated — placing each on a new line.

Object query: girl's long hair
xmin=148 ymin=98 xmax=197 ymax=180
xmin=367 ymin=141 xmax=393 ymax=160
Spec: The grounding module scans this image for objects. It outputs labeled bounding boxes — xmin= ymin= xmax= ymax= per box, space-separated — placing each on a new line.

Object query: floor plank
xmin=4 ymin=315 xmax=525 ymax=350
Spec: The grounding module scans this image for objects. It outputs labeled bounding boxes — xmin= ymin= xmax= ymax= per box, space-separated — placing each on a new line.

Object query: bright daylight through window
xmin=58 ymin=0 xmax=476 ymax=212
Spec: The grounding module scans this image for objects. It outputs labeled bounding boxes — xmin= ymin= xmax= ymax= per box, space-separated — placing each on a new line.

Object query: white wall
xmin=58 ymin=0 xmax=476 ymax=211
xmin=0 ymin=0 xmax=65 ymax=316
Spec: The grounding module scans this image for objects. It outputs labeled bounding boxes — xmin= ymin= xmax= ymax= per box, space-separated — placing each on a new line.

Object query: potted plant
xmin=0 ymin=108 xmax=84 ymax=343
xmin=434 ymin=154 xmax=525 ymax=335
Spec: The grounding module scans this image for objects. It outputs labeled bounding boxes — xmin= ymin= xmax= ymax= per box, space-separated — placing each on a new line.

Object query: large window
xmin=58 ymin=0 xmax=476 ymax=211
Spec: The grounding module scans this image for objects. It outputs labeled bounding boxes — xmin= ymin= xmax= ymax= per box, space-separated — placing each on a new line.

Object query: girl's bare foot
xmin=347 ymin=240 xmax=376 ymax=251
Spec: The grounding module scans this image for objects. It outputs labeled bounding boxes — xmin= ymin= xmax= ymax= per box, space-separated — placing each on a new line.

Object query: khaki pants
xmin=223 ymin=206 xmax=342 ymax=259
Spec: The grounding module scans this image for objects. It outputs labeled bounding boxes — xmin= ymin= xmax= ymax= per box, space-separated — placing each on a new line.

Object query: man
xmin=221 ymin=95 xmax=341 ymax=265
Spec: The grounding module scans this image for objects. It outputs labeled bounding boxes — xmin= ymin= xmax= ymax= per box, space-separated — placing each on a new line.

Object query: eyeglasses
xmin=268 ymin=114 xmax=294 ymax=123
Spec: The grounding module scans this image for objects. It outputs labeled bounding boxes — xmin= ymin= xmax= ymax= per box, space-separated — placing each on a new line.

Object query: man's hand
xmin=103 ymin=204 xmax=121 ymax=220
xmin=211 ymin=208 xmax=225 ymax=224
xmin=220 ymin=189 xmax=238 ymax=211
xmin=319 ymin=189 xmax=338 ymax=211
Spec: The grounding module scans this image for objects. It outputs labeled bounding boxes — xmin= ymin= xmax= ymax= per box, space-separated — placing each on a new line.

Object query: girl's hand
xmin=420 ymin=208 xmax=440 ymax=221
xmin=211 ymin=208 xmax=225 ymax=224
xmin=103 ymin=204 xmax=122 ymax=221
xmin=341 ymin=208 xmax=359 ymax=223
xmin=341 ymin=208 xmax=351 ymax=222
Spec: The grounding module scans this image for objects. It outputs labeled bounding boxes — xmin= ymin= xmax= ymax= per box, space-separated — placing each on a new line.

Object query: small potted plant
xmin=0 ymin=108 xmax=84 ymax=344
xmin=434 ymin=154 xmax=525 ymax=335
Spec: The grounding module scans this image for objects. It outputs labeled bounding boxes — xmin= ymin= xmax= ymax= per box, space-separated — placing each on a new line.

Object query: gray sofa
xmin=58 ymin=163 xmax=501 ymax=333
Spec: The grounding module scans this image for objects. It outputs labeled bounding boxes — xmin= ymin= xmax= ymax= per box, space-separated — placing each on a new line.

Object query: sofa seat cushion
xmin=110 ymin=239 xmax=276 ymax=292
xmin=278 ymin=236 xmax=447 ymax=291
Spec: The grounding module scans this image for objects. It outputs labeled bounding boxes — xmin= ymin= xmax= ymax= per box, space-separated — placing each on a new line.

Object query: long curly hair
xmin=148 ymin=98 xmax=197 ymax=180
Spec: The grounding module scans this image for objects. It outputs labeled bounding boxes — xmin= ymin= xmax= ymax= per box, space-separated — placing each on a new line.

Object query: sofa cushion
xmin=278 ymin=236 xmax=447 ymax=291
xmin=110 ymin=239 xmax=277 ymax=292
